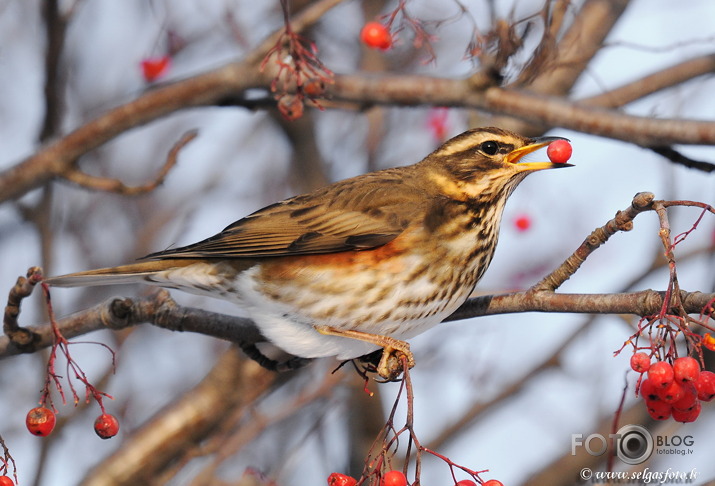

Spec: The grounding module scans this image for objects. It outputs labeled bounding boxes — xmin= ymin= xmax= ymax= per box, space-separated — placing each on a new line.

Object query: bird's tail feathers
xmin=45 ymin=259 xmax=197 ymax=288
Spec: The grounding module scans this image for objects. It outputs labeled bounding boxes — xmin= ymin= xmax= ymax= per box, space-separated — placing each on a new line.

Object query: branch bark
xmin=3 ymin=287 xmax=713 ymax=362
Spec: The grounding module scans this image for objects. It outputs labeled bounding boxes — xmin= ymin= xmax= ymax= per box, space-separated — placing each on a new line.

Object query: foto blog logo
xmin=572 ymin=425 xmax=655 ymax=465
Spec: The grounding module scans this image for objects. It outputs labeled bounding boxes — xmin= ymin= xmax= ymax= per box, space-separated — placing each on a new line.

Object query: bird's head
xmin=422 ymin=127 xmax=571 ymax=202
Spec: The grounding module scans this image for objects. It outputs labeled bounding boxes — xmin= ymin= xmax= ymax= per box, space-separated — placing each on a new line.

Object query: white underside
xmin=149 ymin=261 xmax=474 ymax=360
xmin=235 ymin=266 xmax=470 ymax=360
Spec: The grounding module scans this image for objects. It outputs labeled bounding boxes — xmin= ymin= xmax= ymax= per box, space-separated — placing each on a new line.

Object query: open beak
xmin=505 ymin=136 xmax=573 ymax=172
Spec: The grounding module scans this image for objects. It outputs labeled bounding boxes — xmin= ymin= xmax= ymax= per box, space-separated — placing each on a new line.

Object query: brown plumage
xmin=47 ymin=127 xmax=571 ymax=378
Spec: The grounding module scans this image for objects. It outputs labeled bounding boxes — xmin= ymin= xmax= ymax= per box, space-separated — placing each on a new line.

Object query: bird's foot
xmin=316 ymin=326 xmax=414 ymax=380
xmin=376 ymin=342 xmax=415 ymax=381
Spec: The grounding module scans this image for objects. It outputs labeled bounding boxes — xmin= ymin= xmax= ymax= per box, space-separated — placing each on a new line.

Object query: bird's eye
xmin=480 ymin=141 xmax=499 ymax=156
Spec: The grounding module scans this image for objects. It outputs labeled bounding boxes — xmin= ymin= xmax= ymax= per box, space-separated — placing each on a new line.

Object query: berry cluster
xmin=327 ymin=470 xmax=408 ymax=486
xmin=632 ymin=354 xmax=715 ymax=422
xmin=25 ymin=407 xmax=120 ymax=439
xmin=327 ymin=472 xmax=503 ymax=485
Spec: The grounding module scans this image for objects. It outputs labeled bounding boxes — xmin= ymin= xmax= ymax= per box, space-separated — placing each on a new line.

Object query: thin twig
xmin=63 ymin=129 xmax=199 ymax=195
xmin=531 ymin=192 xmax=655 ymax=292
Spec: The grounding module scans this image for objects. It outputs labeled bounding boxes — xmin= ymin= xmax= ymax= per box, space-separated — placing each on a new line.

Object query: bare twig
xmin=3 ymin=267 xmax=43 ymax=349
xmin=532 ymin=192 xmax=655 ymax=292
xmin=62 ymin=130 xmax=199 ymax=195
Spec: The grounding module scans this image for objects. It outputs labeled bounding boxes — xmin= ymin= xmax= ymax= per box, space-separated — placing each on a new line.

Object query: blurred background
xmin=1 ymin=0 xmax=714 ymax=484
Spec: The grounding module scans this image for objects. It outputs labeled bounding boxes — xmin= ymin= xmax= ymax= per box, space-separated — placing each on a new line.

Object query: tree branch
xmin=63 ymin=129 xmax=199 ymax=195
xmin=79 ymin=347 xmax=278 ymax=486
xmin=582 ymin=53 xmax=715 ymax=109
xmin=4 ymin=44 xmax=715 ymax=204
xmin=0 ymin=0 xmax=346 ymax=204
xmin=3 ymin=286 xmax=714 ymax=362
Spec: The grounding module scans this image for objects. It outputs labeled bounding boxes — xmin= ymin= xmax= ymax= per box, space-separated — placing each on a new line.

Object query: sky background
xmin=1 ymin=0 xmax=715 ymax=485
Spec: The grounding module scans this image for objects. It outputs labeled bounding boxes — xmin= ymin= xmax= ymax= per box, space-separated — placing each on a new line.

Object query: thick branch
xmin=4 ymin=61 xmax=715 ymax=204
xmin=582 ymin=53 xmax=715 ymax=108
xmin=0 ymin=291 xmax=263 ymax=359
xmin=331 ymin=75 xmax=715 ymax=145
xmin=481 ymin=87 xmax=715 ymax=146
xmin=79 ymin=347 xmax=277 ymax=486
xmin=446 ymin=289 xmax=715 ymax=322
xmin=524 ymin=0 xmax=629 ymax=95
xmin=0 ymin=0 xmax=345 ymax=204
xmin=3 ymin=288 xmax=714 ymax=361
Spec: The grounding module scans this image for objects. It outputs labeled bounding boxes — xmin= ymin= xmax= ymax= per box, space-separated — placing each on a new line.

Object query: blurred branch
xmin=649 ymin=146 xmax=715 ymax=173
xmin=79 ymin=347 xmax=278 ymax=486
xmin=427 ymin=320 xmax=587 ymax=452
xmin=39 ymin=0 xmax=69 ymax=141
xmin=3 ymin=0 xmax=715 ymax=205
xmin=63 ymin=130 xmax=199 ymax=194
xmin=190 ymin=368 xmax=343 ymax=484
xmin=522 ymin=400 xmax=648 ymax=486
xmin=330 ymin=75 xmax=715 ymax=146
xmin=0 ymin=0 xmax=345 ymax=204
xmin=479 ymin=86 xmax=715 ymax=146
xmin=582 ymin=53 xmax=715 ymax=109
xmin=519 ymin=0 xmax=629 ymax=94
xmin=273 ymin=111 xmax=331 ymax=192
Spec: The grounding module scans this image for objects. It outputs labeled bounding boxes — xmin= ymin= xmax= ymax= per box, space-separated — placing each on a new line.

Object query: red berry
xmin=639 ymin=378 xmax=659 ymax=401
xmin=277 ymin=95 xmax=304 ymax=121
xmin=360 ymin=22 xmax=392 ymax=50
xmin=0 ymin=476 xmax=14 ymax=486
xmin=513 ymin=214 xmax=531 ymax=232
xmin=673 ymin=357 xmax=700 ymax=383
xmin=546 ymin=140 xmax=572 ymax=164
xmin=482 ymin=481 xmax=505 ymax=486
xmin=381 ymin=470 xmax=407 ymax=486
xmin=672 ymin=384 xmax=698 ymax=411
xmin=456 ymin=481 xmax=477 ymax=486
xmin=645 ymin=399 xmax=672 ymax=420
xmin=656 ymin=380 xmax=684 ymax=403
xmin=303 ymin=78 xmax=326 ymax=98
xmin=629 ymin=352 xmax=651 ymax=373
xmin=140 ymin=56 xmax=171 ymax=82
xmin=703 ymin=333 xmax=715 ymax=351
xmin=694 ymin=370 xmax=715 ymax=401
xmin=327 ymin=473 xmax=357 ymax=486
xmin=648 ymin=361 xmax=674 ymax=388
xmin=427 ymin=108 xmax=449 ymax=141
xmin=672 ymin=401 xmax=701 ymax=423
xmin=94 ymin=413 xmax=120 ymax=439
xmin=26 ymin=407 xmax=56 ymax=437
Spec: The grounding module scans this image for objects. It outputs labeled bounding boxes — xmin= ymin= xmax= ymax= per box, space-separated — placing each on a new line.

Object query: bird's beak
xmin=505 ymin=136 xmax=573 ymax=171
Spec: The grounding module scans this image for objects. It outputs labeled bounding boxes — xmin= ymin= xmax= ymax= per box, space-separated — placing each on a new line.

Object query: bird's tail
xmin=44 ymin=259 xmax=200 ymax=288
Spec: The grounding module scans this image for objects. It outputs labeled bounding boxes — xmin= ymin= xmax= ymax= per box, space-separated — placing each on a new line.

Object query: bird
xmin=46 ymin=127 xmax=571 ymax=379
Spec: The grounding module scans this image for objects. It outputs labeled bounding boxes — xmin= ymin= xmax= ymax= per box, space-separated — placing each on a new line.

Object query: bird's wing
xmin=143 ymin=171 xmax=427 ymax=259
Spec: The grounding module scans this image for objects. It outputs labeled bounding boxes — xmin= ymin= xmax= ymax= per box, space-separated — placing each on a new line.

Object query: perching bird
xmin=46 ymin=127 xmax=571 ymax=378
